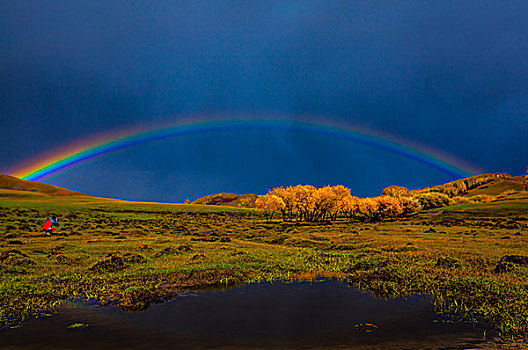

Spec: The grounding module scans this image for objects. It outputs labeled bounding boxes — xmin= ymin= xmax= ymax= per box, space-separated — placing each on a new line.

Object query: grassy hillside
xmin=412 ymin=173 xmax=525 ymax=198
xmin=192 ymin=192 xmax=257 ymax=207
xmin=463 ymin=176 xmax=525 ymax=196
xmin=0 ymin=174 xmax=87 ymax=197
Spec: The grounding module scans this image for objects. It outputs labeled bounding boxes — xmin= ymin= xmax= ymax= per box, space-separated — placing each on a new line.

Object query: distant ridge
xmin=411 ymin=173 xmax=525 ymax=197
xmin=0 ymin=174 xmax=89 ymax=197
xmin=192 ymin=192 xmax=257 ymax=207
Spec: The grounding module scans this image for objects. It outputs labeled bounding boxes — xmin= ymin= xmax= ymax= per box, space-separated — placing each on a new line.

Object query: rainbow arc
xmin=8 ymin=119 xmax=481 ymax=181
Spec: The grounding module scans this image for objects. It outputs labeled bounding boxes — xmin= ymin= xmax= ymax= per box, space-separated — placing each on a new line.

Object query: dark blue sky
xmin=1 ymin=1 xmax=527 ymax=202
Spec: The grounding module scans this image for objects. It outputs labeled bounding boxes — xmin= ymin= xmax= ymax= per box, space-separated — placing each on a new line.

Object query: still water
xmin=1 ymin=279 xmax=491 ymax=349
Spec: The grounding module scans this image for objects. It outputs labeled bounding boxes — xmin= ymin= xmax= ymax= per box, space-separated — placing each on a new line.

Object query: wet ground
xmin=0 ymin=278 xmax=493 ymax=349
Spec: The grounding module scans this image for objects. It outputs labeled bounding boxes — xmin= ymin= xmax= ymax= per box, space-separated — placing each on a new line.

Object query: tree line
xmin=252 ymin=173 xmax=525 ymax=222
xmin=254 ymin=184 xmax=422 ymax=222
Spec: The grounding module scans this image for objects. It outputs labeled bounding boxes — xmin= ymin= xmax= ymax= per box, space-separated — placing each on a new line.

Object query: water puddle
xmin=1 ymin=278 xmax=492 ymax=349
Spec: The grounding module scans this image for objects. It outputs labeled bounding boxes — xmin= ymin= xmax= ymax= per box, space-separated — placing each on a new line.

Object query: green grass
xmin=67 ymin=322 xmax=88 ymax=329
xmin=0 ymin=193 xmax=527 ymax=343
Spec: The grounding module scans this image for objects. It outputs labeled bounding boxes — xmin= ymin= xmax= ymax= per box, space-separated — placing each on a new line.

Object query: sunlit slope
xmin=0 ymin=174 xmax=248 ymax=213
xmin=0 ymin=174 xmax=87 ymax=197
xmin=463 ymin=176 xmax=525 ymax=196
xmin=412 ymin=173 xmax=525 ymax=196
xmin=411 ymin=173 xmax=528 ymax=214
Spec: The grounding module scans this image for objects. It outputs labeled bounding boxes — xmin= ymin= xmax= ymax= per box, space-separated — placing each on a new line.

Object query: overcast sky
xmin=1 ymin=1 xmax=527 ymax=202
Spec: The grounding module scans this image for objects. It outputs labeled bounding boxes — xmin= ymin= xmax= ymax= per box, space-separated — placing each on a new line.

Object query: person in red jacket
xmin=43 ymin=217 xmax=59 ymax=235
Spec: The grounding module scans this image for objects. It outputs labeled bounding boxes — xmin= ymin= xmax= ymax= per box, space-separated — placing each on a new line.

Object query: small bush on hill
xmin=399 ymin=196 xmax=422 ymax=214
xmin=237 ymin=197 xmax=253 ymax=208
xmin=428 ymin=180 xmax=468 ymax=197
xmin=467 ymin=194 xmax=497 ymax=203
xmin=498 ymin=189 xmax=517 ymax=197
xmin=451 ymin=196 xmax=472 ymax=205
xmin=412 ymin=192 xmax=450 ymax=209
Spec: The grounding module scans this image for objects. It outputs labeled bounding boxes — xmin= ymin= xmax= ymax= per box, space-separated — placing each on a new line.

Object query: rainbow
xmin=8 ymin=119 xmax=482 ymax=181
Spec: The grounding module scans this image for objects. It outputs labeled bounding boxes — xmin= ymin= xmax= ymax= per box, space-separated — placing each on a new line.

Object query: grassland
xmin=1 ymin=189 xmax=528 ymax=346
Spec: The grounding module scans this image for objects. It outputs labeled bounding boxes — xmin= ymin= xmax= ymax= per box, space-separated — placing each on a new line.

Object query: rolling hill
xmin=192 ymin=192 xmax=258 ymax=207
xmin=0 ymin=174 xmax=89 ymax=197
xmin=412 ymin=173 xmax=526 ymax=197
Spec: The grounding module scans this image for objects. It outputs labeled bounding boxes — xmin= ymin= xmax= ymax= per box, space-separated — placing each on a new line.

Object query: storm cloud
xmin=1 ymin=1 xmax=527 ymax=201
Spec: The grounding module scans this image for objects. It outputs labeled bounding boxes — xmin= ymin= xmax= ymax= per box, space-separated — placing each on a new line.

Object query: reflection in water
xmin=1 ymin=279 xmax=491 ymax=349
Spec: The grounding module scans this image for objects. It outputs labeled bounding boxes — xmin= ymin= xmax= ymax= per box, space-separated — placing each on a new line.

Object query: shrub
xmin=237 ymin=197 xmax=253 ymax=208
xmin=426 ymin=180 xmax=467 ymax=197
xmin=399 ymin=196 xmax=422 ymax=214
xmin=467 ymin=194 xmax=497 ymax=203
xmin=436 ymin=256 xmax=462 ymax=269
xmin=451 ymin=196 xmax=472 ymax=204
xmin=499 ymin=189 xmax=517 ymax=197
xmin=412 ymin=192 xmax=450 ymax=209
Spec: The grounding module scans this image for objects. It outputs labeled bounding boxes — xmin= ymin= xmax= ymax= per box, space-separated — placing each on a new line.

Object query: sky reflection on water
xmin=1 ymin=279 xmax=490 ymax=349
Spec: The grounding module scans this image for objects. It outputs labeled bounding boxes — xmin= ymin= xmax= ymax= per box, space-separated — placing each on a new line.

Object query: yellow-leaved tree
xmin=312 ymin=186 xmax=337 ymax=221
xmin=399 ymin=196 xmax=422 ymax=215
xmin=382 ymin=185 xmax=410 ymax=198
xmin=270 ymin=186 xmax=296 ymax=220
xmin=340 ymin=194 xmax=360 ymax=221
xmin=237 ymin=197 xmax=253 ymax=208
xmin=328 ymin=185 xmax=353 ymax=220
xmin=412 ymin=192 xmax=450 ymax=209
xmin=255 ymin=194 xmax=286 ymax=220
xmin=291 ymin=185 xmax=317 ymax=221
xmin=373 ymin=196 xmax=404 ymax=220
xmin=357 ymin=197 xmax=380 ymax=222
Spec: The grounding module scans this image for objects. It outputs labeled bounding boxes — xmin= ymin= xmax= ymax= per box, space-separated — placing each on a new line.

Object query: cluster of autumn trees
xmin=255 ymin=184 xmax=422 ymax=222
xmin=254 ymin=173 xmax=528 ymax=222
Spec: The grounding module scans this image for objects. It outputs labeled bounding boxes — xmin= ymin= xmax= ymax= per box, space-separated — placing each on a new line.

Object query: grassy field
xmin=1 ymin=190 xmax=527 ymax=345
